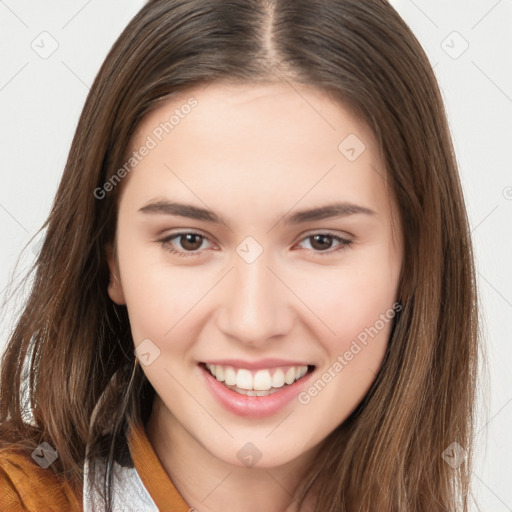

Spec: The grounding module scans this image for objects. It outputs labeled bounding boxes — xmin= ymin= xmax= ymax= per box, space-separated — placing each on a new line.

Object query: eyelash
xmin=158 ymin=231 xmax=353 ymax=258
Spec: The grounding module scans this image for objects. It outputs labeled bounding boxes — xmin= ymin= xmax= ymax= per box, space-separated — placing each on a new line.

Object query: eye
xmin=296 ymin=232 xmax=353 ymax=256
xmin=159 ymin=231 xmax=213 ymax=258
xmin=159 ymin=231 xmax=353 ymax=258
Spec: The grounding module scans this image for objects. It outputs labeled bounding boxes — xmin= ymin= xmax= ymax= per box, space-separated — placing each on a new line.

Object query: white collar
xmin=83 ymin=456 xmax=159 ymax=511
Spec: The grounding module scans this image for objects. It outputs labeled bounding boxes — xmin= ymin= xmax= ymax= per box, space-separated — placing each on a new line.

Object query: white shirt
xmin=83 ymin=456 xmax=159 ymax=512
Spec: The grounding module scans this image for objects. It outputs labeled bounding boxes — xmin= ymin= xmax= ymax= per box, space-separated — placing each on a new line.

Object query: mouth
xmin=199 ymin=362 xmax=316 ymax=397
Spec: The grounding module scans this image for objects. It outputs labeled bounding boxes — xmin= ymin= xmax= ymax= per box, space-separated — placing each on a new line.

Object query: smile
xmin=199 ymin=361 xmax=315 ymax=417
xmin=204 ymin=363 xmax=310 ymax=396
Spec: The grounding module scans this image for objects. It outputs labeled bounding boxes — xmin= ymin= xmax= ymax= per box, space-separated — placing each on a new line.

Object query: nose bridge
xmin=217 ymin=246 xmax=291 ymax=344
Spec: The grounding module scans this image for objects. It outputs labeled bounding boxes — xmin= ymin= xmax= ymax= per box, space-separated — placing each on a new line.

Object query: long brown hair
xmin=0 ymin=0 xmax=480 ymax=510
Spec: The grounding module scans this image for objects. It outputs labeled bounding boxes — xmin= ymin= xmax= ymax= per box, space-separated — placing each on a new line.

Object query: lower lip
xmin=200 ymin=364 xmax=314 ymax=418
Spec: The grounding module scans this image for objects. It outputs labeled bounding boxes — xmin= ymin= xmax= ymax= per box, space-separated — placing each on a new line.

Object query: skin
xmin=107 ymin=81 xmax=403 ymax=512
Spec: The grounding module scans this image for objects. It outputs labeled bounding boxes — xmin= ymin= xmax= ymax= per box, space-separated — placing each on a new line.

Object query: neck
xmin=146 ymin=396 xmax=319 ymax=512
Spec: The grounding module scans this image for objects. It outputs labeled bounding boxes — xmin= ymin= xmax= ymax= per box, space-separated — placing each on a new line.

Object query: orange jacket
xmin=0 ymin=423 xmax=191 ymax=511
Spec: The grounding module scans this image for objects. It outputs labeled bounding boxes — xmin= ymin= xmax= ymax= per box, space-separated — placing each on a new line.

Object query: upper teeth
xmin=205 ymin=364 xmax=308 ymax=390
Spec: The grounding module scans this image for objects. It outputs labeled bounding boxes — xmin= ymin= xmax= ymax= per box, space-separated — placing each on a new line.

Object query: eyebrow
xmin=138 ymin=200 xmax=376 ymax=227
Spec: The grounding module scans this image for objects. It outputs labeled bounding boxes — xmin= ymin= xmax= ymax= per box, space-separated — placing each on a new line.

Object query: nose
xmin=215 ymin=250 xmax=293 ymax=347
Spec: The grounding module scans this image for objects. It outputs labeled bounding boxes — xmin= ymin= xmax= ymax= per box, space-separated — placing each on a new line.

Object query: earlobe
xmin=106 ymin=243 xmax=126 ymax=305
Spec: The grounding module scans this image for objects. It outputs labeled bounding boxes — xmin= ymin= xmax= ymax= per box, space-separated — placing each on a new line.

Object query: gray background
xmin=1 ymin=1 xmax=511 ymax=509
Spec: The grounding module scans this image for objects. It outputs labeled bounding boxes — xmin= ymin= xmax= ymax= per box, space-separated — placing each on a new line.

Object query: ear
xmin=106 ymin=242 xmax=126 ymax=305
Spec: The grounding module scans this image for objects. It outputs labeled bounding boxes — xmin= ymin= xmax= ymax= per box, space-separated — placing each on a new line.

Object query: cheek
xmin=295 ymin=265 xmax=399 ymax=421
xmin=115 ymin=233 xmax=190 ymax=342
xmin=293 ymin=255 xmax=399 ymax=348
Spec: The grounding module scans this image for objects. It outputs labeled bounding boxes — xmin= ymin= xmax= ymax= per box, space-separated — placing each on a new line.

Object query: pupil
xmin=182 ymin=234 xmax=202 ymax=250
xmin=312 ymin=235 xmax=331 ymax=251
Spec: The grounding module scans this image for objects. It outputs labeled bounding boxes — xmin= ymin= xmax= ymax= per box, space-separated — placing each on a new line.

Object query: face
xmin=107 ymin=81 xmax=402 ymax=469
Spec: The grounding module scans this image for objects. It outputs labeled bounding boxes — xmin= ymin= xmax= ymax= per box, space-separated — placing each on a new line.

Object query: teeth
xmin=236 ymin=369 xmax=253 ymax=390
xmin=227 ymin=387 xmax=280 ymax=396
xmin=284 ymin=367 xmax=295 ymax=385
xmin=215 ymin=365 xmax=225 ymax=382
xmin=224 ymin=366 xmax=237 ymax=386
xmin=272 ymin=369 xmax=284 ymax=388
xmin=253 ymin=370 xmax=272 ymax=391
xmin=205 ymin=363 xmax=310 ymax=393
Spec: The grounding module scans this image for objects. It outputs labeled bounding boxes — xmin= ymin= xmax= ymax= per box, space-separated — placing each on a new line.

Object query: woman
xmin=0 ymin=0 xmax=479 ymax=511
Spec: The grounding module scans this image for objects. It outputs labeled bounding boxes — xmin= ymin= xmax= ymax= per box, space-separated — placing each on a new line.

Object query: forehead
xmin=135 ymin=80 xmax=369 ymax=144
xmin=131 ymin=81 xmax=375 ymax=159
xmin=121 ymin=81 xmax=390 ymax=220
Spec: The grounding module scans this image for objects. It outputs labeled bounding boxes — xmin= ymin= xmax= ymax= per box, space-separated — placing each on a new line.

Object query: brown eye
xmin=297 ymin=232 xmax=353 ymax=256
xmin=159 ymin=231 xmax=211 ymax=258
xmin=179 ymin=233 xmax=204 ymax=251
xmin=309 ymin=234 xmax=335 ymax=251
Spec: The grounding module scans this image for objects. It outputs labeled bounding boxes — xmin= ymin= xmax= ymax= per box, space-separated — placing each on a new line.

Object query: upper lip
xmin=201 ymin=358 xmax=313 ymax=370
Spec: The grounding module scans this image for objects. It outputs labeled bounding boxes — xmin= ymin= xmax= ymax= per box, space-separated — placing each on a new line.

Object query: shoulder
xmin=0 ymin=446 xmax=81 ymax=512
